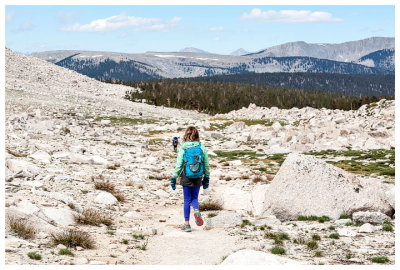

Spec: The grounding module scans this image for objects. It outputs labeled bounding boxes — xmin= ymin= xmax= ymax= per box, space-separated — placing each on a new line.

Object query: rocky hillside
xmin=248 ymin=37 xmax=394 ymax=62
xmin=5 ymin=48 xmax=395 ymax=265
xmin=31 ymin=37 xmax=395 ymax=82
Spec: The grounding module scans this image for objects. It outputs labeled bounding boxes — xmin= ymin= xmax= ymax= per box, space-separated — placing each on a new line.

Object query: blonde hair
xmin=183 ymin=126 xmax=200 ymax=142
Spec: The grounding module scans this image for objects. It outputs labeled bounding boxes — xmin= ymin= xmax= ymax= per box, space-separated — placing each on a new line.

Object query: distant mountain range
xmin=31 ymin=37 xmax=394 ymax=82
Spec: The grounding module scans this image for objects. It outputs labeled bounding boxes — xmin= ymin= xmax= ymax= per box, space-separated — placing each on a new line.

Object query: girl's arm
xmin=202 ymin=146 xmax=210 ymax=177
xmin=172 ymin=148 xmax=185 ymax=178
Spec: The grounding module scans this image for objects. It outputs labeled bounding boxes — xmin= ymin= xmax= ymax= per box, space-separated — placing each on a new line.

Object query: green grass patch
xmin=58 ymin=249 xmax=74 ymax=256
xmin=271 ymin=246 xmax=286 ymax=255
xmin=27 ymin=252 xmax=41 ymax=260
xmin=213 ymin=150 xmax=264 ymax=160
xmin=371 ymin=256 xmax=389 ymax=263
xmin=382 ymin=221 xmax=393 ymax=232
xmin=329 ymin=233 xmax=339 ymax=239
xmin=298 ymin=215 xmax=329 ymax=222
xmin=132 ymin=234 xmax=145 ymax=240
xmin=312 ymin=234 xmax=321 ymax=241
xmin=307 ymin=241 xmax=318 ymax=250
xmin=306 ymin=149 xmax=395 ymax=177
xmin=339 ymin=214 xmax=351 ymax=219
xmin=207 ymin=213 xmax=217 ymax=218
xmin=241 ymin=219 xmax=254 ymax=228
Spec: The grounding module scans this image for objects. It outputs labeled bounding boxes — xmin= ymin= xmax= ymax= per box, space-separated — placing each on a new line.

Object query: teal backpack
xmin=183 ymin=144 xmax=204 ymax=178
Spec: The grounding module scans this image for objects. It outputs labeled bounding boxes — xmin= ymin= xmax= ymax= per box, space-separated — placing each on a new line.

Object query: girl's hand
xmin=170 ymin=178 xmax=177 ymax=190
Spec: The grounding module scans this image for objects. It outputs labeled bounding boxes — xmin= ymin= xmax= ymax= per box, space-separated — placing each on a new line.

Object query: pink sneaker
xmin=194 ymin=210 xmax=203 ymax=226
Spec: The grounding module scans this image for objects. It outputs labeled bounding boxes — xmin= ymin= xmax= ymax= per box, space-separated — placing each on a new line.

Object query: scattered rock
xmin=93 ymin=191 xmax=118 ymax=205
xmin=352 ymin=211 xmax=391 ymax=225
xmin=206 ymin=213 xmax=242 ymax=229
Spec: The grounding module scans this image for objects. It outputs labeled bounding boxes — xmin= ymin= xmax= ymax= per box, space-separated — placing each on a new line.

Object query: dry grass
xmin=137 ymin=184 xmax=144 ymax=189
xmin=113 ymin=192 xmax=126 ymax=202
xmin=6 ymin=148 xmax=28 ymax=157
xmin=199 ymin=201 xmax=223 ymax=211
xmin=126 ymin=180 xmax=135 ymax=186
xmin=7 ymin=215 xmax=36 ymax=239
xmin=252 ymin=176 xmax=264 ymax=183
xmin=148 ymin=175 xmax=165 ymax=180
xmin=51 ymin=229 xmax=95 ymax=249
xmin=94 ymin=181 xmax=115 ymax=193
xmin=74 ymin=209 xmax=113 ymax=226
xmin=106 ymin=163 xmax=121 ymax=170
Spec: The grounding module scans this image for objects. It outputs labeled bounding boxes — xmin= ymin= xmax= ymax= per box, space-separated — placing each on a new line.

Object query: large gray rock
xmin=221 ymin=249 xmax=300 ymax=265
xmin=6 ymin=159 xmax=41 ymax=176
xmin=94 ymin=191 xmax=118 ymax=205
xmin=217 ymin=187 xmax=251 ymax=212
xmin=262 ymin=153 xmax=392 ymax=221
xmin=41 ymin=207 xmax=75 ymax=226
xmin=206 ymin=213 xmax=242 ymax=229
xmin=352 ymin=211 xmax=391 ymax=225
xmin=251 ymin=184 xmax=270 ymax=216
xmin=385 ymin=187 xmax=395 ymax=209
xmin=29 ymin=150 xmax=52 ymax=164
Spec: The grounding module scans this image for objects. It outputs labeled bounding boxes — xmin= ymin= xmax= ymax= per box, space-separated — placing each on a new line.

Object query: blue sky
xmin=5 ymin=5 xmax=395 ymax=54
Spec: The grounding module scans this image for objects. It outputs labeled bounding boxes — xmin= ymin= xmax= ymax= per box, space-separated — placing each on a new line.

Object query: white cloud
xmin=210 ymin=26 xmax=224 ymax=31
xmin=61 ymin=13 xmax=181 ymax=32
xmin=240 ymin=8 xmax=342 ymax=23
xmin=6 ymin=11 xmax=15 ymax=24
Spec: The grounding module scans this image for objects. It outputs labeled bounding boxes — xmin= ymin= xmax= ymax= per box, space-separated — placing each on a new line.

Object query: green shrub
xmin=318 ymin=216 xmax=330 ymax=223
xmin=371 ymin=256 xmax=389 ymax=263
xmin=241 ymin=219 xmax=254 ymax=228
xmin=307 ymin=241 xmax=318 ymax=250
xmin=312 ymin=234 xmax=321 ymax=241
xmin=58 ymin=249 xmax=74 ymax=256
xmin=132 ymin=234 xmax=145 ymax=240
xmin=382 ymin=223 xmax=393 ymax=232
xmin=271 ymin=246 xmax=286 ymax=255
xmin=27 ymin=252 xmax=41 ymax=260
xmin=328 ymin=225 xmax=335 ymax=230
xmin=207 ymin=213 xmax=217 ymax=218
xmin=315 ymin=251 xmax=323 ymax=257
xmin=329 ymin=233 xmax=339 ymax=239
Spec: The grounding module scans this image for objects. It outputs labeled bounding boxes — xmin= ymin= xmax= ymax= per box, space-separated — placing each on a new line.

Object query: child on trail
xmin=170 ymin=126 xmax=210 ymax=232
xmin=172 ymin=136 xmax=178 ymax=152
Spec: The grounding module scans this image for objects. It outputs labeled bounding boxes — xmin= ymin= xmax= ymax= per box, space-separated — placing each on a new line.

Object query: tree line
xmin=99 ymin=79 xmax=393 ymax=115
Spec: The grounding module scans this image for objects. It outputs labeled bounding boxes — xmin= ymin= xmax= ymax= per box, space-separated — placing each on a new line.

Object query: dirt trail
xmin=137 ymin=205 xmax=241 ymax=265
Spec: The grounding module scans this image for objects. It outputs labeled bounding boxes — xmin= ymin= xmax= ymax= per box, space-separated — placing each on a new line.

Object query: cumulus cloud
xmin=61 ymin=13 xmax=181 ymax=32
xmin=210 ymin=26 xmax=224 ymax=31
xmin=240 ymin=8 xmax=342 ymax=23
xmin=6 ymin=11 xmax=15 ymax=23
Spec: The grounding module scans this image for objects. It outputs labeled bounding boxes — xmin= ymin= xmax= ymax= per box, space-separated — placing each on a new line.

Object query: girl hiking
xmin=170 ymin=126 xmax=210 ymax=232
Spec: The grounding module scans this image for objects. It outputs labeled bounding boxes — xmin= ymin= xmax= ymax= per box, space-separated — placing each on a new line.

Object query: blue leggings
xmin=183 ymin=186 xmax=200 ymax=221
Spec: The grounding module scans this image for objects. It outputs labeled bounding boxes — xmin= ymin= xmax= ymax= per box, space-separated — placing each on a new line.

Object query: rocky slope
xmin=5 ymin=48 xmax=395 ymax=265
xmin=31 ymin=37 xmax=394 ymax=82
